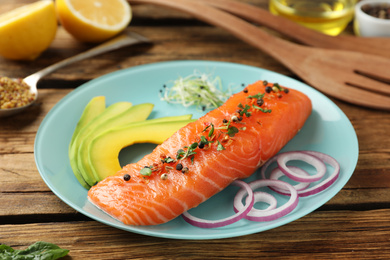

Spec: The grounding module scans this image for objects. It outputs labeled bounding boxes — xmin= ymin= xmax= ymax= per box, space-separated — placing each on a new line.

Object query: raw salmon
xmin=88 ymin=80 xmax=312 ymax=225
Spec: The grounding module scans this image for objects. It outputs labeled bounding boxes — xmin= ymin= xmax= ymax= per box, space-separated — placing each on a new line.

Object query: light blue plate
xmin=34 ymin=60 xmax=358 ymax=240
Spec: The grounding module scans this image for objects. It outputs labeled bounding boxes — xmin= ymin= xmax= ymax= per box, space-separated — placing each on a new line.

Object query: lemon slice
xmin=0 ymin=0 xmax=57 ymax=60
xmin=56 ymin=0 xmax=132 ymax=43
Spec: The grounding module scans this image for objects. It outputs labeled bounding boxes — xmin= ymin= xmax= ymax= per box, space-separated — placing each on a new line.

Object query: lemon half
xmin=56 ymin=0 xmax=132 ymax=43
xmin=0 ymin=0 xmax=57 ymax=60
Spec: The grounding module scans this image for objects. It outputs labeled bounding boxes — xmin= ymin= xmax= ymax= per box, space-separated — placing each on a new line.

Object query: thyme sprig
xmin=238 ymin=103 xmax=252 ymax=117
xmin=247 ymin=92 xmax=265 ymax=100
xmin=252 ymin=104 xmax=272 ymax=113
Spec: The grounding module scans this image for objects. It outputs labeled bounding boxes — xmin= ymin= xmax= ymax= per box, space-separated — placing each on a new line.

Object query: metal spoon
xmin=0 ymin=31 xmax=150 ymax=118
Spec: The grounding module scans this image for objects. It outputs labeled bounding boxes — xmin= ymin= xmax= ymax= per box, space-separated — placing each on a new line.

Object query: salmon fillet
xmin=88 ymin=80 xmax=312 ymax=225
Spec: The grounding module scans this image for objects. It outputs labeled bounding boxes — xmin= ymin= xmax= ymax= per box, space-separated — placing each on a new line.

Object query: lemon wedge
xmin=56 ymin=0 xmax=132 ymax=43
xmin=0 ymin=0 xmax=57 ymax=60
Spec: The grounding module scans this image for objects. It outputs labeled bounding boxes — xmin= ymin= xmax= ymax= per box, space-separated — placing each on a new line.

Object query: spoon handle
xmin=23 ymin=31 xmax=150 ymax=90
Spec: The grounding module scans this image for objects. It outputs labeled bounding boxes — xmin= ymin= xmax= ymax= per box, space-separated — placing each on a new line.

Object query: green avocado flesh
xmin=69 ymin=96 xmax=194 ymax=189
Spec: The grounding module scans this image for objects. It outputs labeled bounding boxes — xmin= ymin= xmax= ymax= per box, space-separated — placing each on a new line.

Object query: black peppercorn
xmin=123 ymin=174 xmax=131 ymax=181
xmin=176 ymin=163 xmax=183 ymax=171
xmin=265 ymin=86 xmax=272 ymax=93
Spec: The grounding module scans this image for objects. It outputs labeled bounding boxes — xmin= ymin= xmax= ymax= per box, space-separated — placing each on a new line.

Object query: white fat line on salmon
xmin=199 ymin=175 xmax=223 ymax=191
xmin=171 ymin=196 xmax=190 ymax=212
xmin=212 ymin=157 xmax=249 ymax=180
xmin=122 ymin=208 xmax=145 ymax=225
xmin=126 ymin=197 xmax=177 ymax=223
xmin=129 ymin=202 xmax=170 ymax=225
xmin=123 ymin=206 xmax=149 ymax=225
xmin=183 ymin=187 xmax=207 ymax=203
xmin=205 ymin=163 xmax=232 ymax=181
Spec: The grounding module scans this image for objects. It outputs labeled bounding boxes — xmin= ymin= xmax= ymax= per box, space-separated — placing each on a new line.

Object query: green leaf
xmin=163 ymin=157 xmax=175 ymax=163
xmin=140 ymin=167 xmax=152 ymax=176
xmin=189 ymin=142 xmax=198 ymax=150
xmin=227 ymin=126 xmax=239 ymax=137
xmin=176 ymin=149 xmax=185 ymax=159
xmin=247 ymin=92 xmax=265 ymax=99
xmin=239 ymin=104 xmax=251 ymax=117
xmin=208 ymin=123 xmax=214 ymax=137
xmin=0 ymin=241 xmax=69 ymax=260
xmin=217 ymin=141 xmax=225 ymax=151
xmin=252 ymin=105 xmax=272 ymax=113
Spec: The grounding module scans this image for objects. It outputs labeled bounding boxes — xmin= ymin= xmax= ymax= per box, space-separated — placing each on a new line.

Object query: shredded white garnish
xmin=160 ymin=70 xmax=235 ymax=111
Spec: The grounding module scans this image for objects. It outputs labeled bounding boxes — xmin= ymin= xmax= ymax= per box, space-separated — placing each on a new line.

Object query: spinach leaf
xmin=0 ymin=241 xmax=69 ymax=260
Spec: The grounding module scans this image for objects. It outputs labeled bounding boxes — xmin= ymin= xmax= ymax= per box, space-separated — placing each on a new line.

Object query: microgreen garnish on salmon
xmin=253 ymin=105 xmax=272 ymax=113
xmin=247 ymin=92 xmax=265 ymax=99
xmin=217 ymin=140 xmax=225 ymax=151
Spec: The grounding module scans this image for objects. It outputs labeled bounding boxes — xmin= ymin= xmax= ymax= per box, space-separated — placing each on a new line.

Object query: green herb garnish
xmin=177 ymin=143 xmax=197 ymax=160
xmin=0 ymin=242 xmax=69 ymax=260
xmin=176 ymin=149 xmax=186 ymax=160
xmin=217 ymin=141 xmax=225 ymax=151
xmin=240 ymin=104 xmax=252 ymax=117
xmin=163 ymin=157 xmax=175 ymax=163
xmin=247 ymin=92 xmax=265 ymax=99
xmin=208 ymin=123 xmax=214 ymax=137
xmin=200 ymin=136 xmax=214 ymax=146
xmin=252 ymin=105 xmax=272 ymax=113
xmin=140 ymin=167 xmax=152 ymax=176
xmin=160 ymin=71 xmax=234 ymax=111
xmin=227 ymin=126 xmax=239 ymax=137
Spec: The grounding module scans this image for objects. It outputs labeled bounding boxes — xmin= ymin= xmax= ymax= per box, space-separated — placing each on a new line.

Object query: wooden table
xmin=1 ymin=0 xmax=390 ymax=259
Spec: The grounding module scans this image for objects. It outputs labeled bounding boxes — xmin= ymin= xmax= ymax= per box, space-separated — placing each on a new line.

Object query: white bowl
xmin=354 ymin=0 xmax=390 ymax=37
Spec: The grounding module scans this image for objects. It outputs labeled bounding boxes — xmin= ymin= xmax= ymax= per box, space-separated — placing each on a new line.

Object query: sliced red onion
xmin=260 ymin=155 xmax=278 ymax=180
xmin=183 ymin=151 xmax=339 ymax=228
xmin=294 ymin=151 xmax=340 ymax=197
xmin=234 ymin=179 xmax=299 ymax=222
xmin=181 ymin=180 xmax=254 ymax=228
xmin=277 ymin=152 xmax=327 ymax=182
xmin=252 ymin=191 xmax=278 ymax=211
xmin=269 ymin=166 xmax=311 ymax=195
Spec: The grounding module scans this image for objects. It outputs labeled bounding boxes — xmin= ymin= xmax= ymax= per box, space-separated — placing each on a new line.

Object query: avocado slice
xmin=69 ymin=101 xmax=133 ymax=189
xmin=89 ymin=115 xmax=194 ymax=183
xmin=76 ymin=103 xmax=154 ymax=187
xmin=68 ymin=96 xmax=106 ymax=188
xmin=69 ymin=96 xmax=106 ymax=146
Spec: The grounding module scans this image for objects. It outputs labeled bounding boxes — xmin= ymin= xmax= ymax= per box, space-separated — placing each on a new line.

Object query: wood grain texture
xmin=1 ymin=0 xmax=390 ymax=259
xmin=1 ymin=209 xmax=390 ymax=259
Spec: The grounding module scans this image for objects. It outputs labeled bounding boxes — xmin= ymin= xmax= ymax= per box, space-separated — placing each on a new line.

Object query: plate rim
xmin=34 ymin=60 xmax=359 ymax=240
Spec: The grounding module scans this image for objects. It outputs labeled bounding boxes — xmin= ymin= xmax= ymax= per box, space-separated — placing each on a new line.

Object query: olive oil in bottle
xmin=269 ymin=0 xmax=356 ymax=35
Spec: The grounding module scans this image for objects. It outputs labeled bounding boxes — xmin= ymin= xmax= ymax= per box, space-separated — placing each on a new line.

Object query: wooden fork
xmin=129 ymin=0 xmax=390 ymax=110
xmin=198 ymin=0 xmax=390 ymax=59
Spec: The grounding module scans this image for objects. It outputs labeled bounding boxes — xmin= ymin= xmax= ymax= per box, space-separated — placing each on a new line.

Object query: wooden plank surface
xmin=2 ymin=209 xmax=390 ymax=259
xmin=1 ymin=0 xmax=390 ymax=259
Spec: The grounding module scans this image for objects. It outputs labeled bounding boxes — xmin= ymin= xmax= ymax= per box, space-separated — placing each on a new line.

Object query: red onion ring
xmin=234 ymin=179 xmax=299 ymax=222
xmin=277 ymin=152 xmax=327 ymax=182
xmin=181 ymin=180 xmax=254 ymax=228
xmin=294 ymin=151 xmax=340 ymax=197
xmin=269 ymin=166 xmax=311 ymax=195
xmin=250 ymin=191 xmax=278 ymax=212
xmin=182 ymin=151 xmax=339 ymax=228
xmin=263 ymin=151 xmax=340 ymax=197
